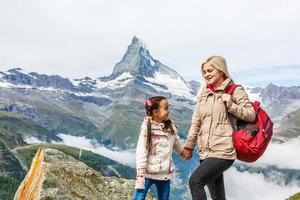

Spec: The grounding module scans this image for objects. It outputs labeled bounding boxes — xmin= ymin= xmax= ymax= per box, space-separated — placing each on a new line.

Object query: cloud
xmin=225 ymin=167 xmax=300 ymax=200
xmin=55 ymin=134 xmax=136 ymax=167
xmin=23 ymin=134 xmax=136 ymax=167
xmin=224 ymin=137 xmax=300 ymax=200
xmin=254 ymin=137 xmax=300 ymax=169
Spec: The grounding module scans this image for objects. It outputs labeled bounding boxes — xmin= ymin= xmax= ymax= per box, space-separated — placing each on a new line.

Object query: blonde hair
xmin=201 ymin=55 xmax=230 ymax=79
xmin=197 ymin=56 xmax=232 ymax=98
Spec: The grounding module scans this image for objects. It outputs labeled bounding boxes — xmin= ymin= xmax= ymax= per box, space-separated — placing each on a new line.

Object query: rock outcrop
xmin=288 ymin=192 xmax=300 ymax=200
xmin=14 ymin=148 xmax=154 ymax=200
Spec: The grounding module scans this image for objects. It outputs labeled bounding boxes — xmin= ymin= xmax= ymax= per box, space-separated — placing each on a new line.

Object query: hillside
xmin=14 ymin=148 xmax=154 ymax=200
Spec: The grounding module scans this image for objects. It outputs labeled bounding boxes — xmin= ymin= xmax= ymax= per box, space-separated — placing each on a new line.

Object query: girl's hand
xmin=135 ymin=169 xmax=145 ymax=189
xmin=221 ymin=94 xmax=233 ymax=108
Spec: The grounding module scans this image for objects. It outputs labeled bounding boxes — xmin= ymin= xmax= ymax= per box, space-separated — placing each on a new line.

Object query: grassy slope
xmin=0 ymin=111 xmax=61 ymax=142
xmin=1 ymin=90 xmax=102 ymax=141
xmin=0 ymin=141 xmax=25 ymax=200
xmin=0 ymin=114 xmax=28 ymax=200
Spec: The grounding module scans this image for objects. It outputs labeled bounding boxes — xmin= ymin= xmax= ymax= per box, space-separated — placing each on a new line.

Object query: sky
xmin=1 ymin=0 xmax=300 ymax=86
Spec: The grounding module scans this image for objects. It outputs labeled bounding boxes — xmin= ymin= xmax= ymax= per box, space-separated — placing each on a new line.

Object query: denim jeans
xmin=133 ymin=178 xmax=170 ymax=200
xmin=189 ymin=157 xmax=234 ymax=200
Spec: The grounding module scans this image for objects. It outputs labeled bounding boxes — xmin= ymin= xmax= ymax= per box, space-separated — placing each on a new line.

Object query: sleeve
xmin=136 ymin=120 xmax=149 ymax=169
xmin=172 ymin=124 xmax=184 ymax=155
xmin=184 ymin=101 xmax=201 ymax=150
xmin=227 ymin=86 xmax=256 ymax=122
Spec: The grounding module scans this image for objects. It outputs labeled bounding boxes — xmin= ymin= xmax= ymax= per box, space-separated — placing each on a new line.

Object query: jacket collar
xmin=151 ymin=120 xmax=165 ymax=128
xmin=206 ymin=78 xmax=233 ymax=93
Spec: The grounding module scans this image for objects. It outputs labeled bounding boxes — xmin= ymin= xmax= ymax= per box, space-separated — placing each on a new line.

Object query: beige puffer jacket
xmin=136 ymin=119 xmax=183 ymax=180
xmin=185 ymin=78 xmax=256 ymax=160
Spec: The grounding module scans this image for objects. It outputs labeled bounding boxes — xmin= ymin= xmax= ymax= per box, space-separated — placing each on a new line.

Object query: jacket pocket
xmin=210 ymin=123 xmax=234 ymax=153
xmin=146 ymin=155 xmax=161 ymax=173
xmin=214 ymin=123 xmax=232 ymax=136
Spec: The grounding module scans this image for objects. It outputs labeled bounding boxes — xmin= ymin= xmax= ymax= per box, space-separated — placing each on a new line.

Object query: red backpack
xmin=226 ymin=84 xmax=273 ymax=163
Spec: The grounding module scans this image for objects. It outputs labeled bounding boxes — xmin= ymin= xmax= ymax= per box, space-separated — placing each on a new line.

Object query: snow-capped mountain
xmin=0 ymin=37 xmax=195 ymax=101
xmin=0 ymin=37 xmax=198 ymax=150
xmin=76 ymin=36 xmax=196 ymax=100
xmin=260 ymin=84 xmax=300 ymax=119
xmin=0 ymin=68 xmax=76 ymax=91
xmin=1 ymin=37 xmax=300 ymax=143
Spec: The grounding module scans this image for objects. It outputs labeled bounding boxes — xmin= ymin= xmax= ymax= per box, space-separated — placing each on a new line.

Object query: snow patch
xmin=145 ymin=72 xmax=195 ymax=100
xmin=95 ymin=72 xmax=133 ymax=90
xmin=0 ymin=80 xmax=15 ymax=88
xmin=23 ymin=136 xmax=47 ymax=144
xmin=72 ymin=91 xmax=110 ymax=99
xmin=244 ymin=85 xmax=262 ymax=102
xmin=70 ymin=79 xmax=81 ymax=87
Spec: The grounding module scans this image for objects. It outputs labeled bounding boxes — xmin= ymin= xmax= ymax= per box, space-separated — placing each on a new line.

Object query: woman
xmin=183 ymin=56 xmax=256 ymax=200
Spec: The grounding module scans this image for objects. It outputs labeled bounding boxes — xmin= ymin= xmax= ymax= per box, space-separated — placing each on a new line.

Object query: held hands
xmin=221 ymin=94 xmax=233 ymax=108
xmin=135 ymin=168 xmax=146 ymax=189
xmin=181 ymin=149 xmax=192 ymax=160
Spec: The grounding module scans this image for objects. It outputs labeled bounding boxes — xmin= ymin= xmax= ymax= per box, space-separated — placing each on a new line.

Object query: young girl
xmin=133 ymin=96 xmax=185 ymax=200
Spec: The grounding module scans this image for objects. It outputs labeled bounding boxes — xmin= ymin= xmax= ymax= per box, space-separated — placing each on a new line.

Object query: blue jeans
xmin=133 ymin=178 xmax=170 ymax=200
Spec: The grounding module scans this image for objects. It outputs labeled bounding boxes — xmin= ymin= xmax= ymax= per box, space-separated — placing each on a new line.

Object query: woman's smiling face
xmin=202 ymin=63 xmax=226 ymax=88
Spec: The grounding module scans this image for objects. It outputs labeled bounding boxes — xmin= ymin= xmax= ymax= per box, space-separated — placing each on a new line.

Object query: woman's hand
xmin=221 ymin=94 xmax=233 ymax=108
xmin=181 ymin=149 xmax=192 ymax=160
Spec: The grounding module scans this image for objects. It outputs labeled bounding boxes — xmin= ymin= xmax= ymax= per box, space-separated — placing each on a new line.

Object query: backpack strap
xmin=225 ymin=84 xmax=240 ymax=132
xmin=225 ymin=84 xmax=240 ymax=95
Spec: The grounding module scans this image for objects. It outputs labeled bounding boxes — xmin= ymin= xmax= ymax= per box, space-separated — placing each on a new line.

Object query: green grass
xmin=0 ymin=140 xmax=26 ymax=200
xmin=0 ymin=175 xmax=22 ymax=200
xmin=0 ymin=141 xmax=25 ymax=177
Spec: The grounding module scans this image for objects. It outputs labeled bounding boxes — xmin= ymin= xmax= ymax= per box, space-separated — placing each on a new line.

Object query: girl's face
xmin=202 ymin=63 xmax=226 ymax=88
xmin=153 ymin=99 xmax=170 ymax=123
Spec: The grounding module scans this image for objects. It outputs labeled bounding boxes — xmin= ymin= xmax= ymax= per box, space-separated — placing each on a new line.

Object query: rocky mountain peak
xmin=1 ymin=68 xmax=76 ymax=91
xmin=262 ymin=83 xmax=300 ymax=101
xmin=110 ymin=36 xmax=157 ymax=79
xmin=131 ymin=36 xmax=145 ymax=46
xmin=7 ymin=67 xmax=23 ymax=73
xmin=96 ymin=36 xmax=195 ymax=100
